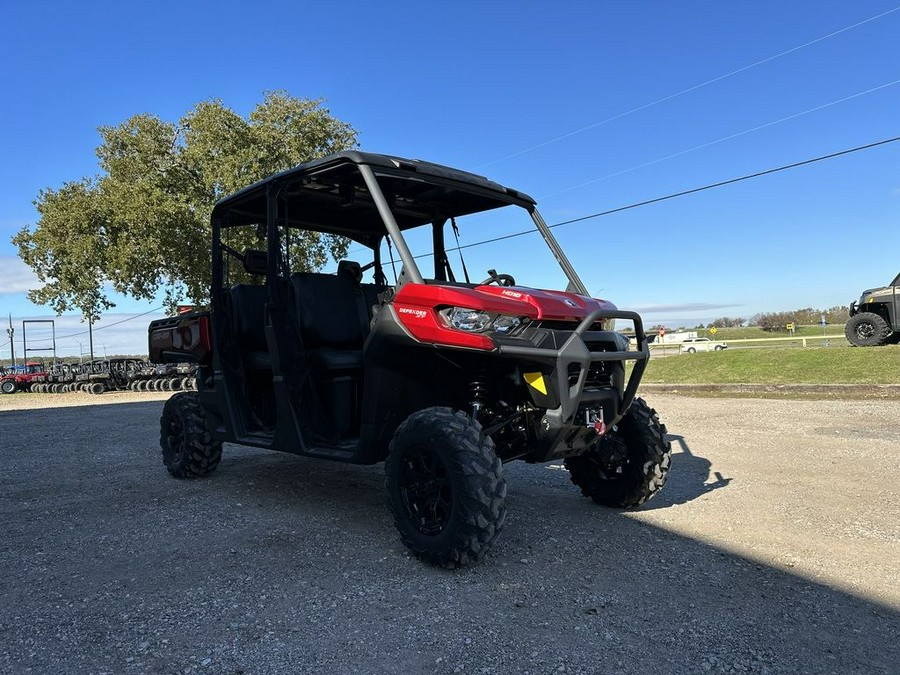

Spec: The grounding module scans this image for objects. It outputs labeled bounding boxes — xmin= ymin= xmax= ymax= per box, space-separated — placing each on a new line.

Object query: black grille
xmin=568 ymin=362 xmax=613 ymax=388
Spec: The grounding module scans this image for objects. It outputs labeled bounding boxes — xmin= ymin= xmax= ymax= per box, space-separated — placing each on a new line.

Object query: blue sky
xmin=2 ymin=0 xmax=899 ymax=356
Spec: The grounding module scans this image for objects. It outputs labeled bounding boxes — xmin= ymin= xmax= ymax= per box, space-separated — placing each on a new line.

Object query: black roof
xmin=211 ymin=151 xmax=535 ymax=241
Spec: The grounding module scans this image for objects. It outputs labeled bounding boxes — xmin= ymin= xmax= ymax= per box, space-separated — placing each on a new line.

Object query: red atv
xmin=1 ymin=361 xmax=48 ymax=394
xmin=149 ymin=152 xmax=671 ymax=567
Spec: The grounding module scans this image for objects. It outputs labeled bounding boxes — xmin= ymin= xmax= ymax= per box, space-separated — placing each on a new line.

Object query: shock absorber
xmin=468 ymin=375 xmax=489 ymax=418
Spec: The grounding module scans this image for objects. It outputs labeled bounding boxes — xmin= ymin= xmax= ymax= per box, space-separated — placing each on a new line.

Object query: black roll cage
xmin=209 ymin=151 xmax=590 ymax=299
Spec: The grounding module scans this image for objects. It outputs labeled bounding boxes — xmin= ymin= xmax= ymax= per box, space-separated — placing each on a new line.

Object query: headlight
xmin=491 ymin=315 xmax=524 ymax=334
xmin=441 ymin=307 xmax=529 ymax=335
xmin=445 ymin=308 xmax=493 ymax=332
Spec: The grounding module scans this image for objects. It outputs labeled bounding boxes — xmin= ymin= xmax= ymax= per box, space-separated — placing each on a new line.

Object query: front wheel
xmin=160 ymin=392 xmax=222 ymax=478
xmin=386 ymin=407 xmax=506 ymax=568
xmin=845 ymin=312 xmax=892 ymax=346
xmin=1 ymin=380 xmax=17 ymax=394
xmin=686 ymin=347 xmax=696 ymax=353
xmin=565 ymin=397 xmax=671 ymax=508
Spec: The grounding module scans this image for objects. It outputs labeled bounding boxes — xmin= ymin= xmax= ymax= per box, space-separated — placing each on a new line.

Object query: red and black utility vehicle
xmin=1 ymin=361 xmax=48 ymax=394
xmin=149 ymin=151 xmax=671 ymax=567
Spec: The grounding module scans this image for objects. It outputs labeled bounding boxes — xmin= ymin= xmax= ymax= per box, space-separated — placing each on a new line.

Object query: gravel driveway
xmin=0 ymin=392 xmax=897 ymax=675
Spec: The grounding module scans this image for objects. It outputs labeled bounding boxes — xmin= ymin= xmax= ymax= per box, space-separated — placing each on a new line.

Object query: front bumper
xmin=498 ymin=309 xmax=649 ymax=460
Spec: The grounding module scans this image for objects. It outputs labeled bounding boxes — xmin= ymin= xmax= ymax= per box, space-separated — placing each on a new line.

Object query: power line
xmin=541 ymin=79 xmax=900 ymax=199
xmin=477 ymin=5 xmax=900 ymax=168
xmin=349 ymin=134 xmax=900 ymax=267
xmin=341 ymin=78 xmax=900 ymax=263
xmin=445 ymin=135 xmax=900 ymax=254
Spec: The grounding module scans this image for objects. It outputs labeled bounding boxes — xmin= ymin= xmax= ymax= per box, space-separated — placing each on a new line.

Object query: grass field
xmin=640 ymin=345 xmax=900 ymax=384
xmin=660 ymin=324 xmax=842 ymax=341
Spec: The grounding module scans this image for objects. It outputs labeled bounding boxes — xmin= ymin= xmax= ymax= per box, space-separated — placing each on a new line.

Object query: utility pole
xmin=88 ymin=315 xmax=94 ymax=363
xmin=6 ymin=315 xmax=14 ymax=369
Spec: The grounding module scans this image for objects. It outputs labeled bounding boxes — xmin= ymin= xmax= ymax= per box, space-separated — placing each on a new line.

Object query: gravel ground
xmin=0 ymin=391 xmax=897 ymax=675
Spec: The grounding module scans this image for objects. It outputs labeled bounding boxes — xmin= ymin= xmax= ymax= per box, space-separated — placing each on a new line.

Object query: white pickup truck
xmin=680 ymin=337 xmax=728 ymax=353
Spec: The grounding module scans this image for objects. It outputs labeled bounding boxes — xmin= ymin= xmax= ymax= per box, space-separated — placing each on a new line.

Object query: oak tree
xmin=14 ymin=92 xmax=357 ymax=317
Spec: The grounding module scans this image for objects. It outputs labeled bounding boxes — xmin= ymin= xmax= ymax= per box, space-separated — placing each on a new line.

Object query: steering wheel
xmin=480 ymin=269 xmax=516 ymax=287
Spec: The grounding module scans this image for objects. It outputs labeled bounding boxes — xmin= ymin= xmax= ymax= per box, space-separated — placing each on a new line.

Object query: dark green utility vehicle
xmin=845 ymin=272 xmax=900 ymax=346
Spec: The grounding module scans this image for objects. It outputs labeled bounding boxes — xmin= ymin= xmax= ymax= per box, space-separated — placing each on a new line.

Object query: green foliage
xmin=750 ymin=306 xmax=849 ymax=332
xmin=15 ymin=179 xmax=111 ymax=322
xmin=14 ymin=91 xmax=358 ymax=316
xmin=708 ymin=316 xmax=745 ymax=328
xmin=641 ymin=345 xmax=900 ymax=385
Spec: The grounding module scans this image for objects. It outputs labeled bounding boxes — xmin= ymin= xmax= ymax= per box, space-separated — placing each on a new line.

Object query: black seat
xmin=338 ymin=259 xmax=386 ymax=322
xmin=230 ymin=284 xmax=270 ymax=369
xmin=337 ymin=259 xmax=363 ymax=284
xmin=292 ymin=272 xmax=365 ymax=372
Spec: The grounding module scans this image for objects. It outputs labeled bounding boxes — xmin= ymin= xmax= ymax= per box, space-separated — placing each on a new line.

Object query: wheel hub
xmin=400 ymin=447 xmax=452 ymax=536
xmin=589 ymin=433 xmax=630 ymax=479
xmin=855 ymin=322 xmax=876 ymax=339
xmin=166 ymin=415 xmax=185 ymax=462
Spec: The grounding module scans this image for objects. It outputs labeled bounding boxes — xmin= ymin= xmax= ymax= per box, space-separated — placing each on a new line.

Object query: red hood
xmin=394 ymin=283 xmax=617 ymax=320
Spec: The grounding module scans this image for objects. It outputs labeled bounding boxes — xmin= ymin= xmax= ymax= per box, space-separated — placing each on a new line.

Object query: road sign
xmin=819 ymin=315 xmax=827 ymax=327
xmin=709 ymin=327 xmax=718 ymax=335
xmin=786 ymin=322 xmax=794 ymax=332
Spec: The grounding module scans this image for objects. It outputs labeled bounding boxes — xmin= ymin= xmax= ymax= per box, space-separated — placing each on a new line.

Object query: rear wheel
xmin=686 ymin=347 xmax=696 ymax=353
xmin=386 ymin=407 xmax=506 ymax=568
xmin=845 ymin=312 xmax=891 ymax=346
xmin=160 ymin=392 xmax=222 ymax=478
xmin=565 ymin=397 xmax=671 ymax=508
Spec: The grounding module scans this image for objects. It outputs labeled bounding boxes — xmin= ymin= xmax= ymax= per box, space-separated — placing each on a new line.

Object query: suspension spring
xmin=468 ymin=376 xmax=489 ymax=418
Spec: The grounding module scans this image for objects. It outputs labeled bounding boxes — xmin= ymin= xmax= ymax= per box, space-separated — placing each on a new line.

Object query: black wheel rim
xmin=855 ymin=322 xmax=875 ymax=339
xmin=588 ymin=434 xmax=631 ymax=481
xmin=400 ymin=446 xmax=452 ymax=536
xmin=166 ymin=413 xmax=185 ymax=463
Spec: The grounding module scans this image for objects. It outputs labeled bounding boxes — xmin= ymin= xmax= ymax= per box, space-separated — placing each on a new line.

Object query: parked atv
xmin=845 ymin=272 xmax=900 ymax=346
xmin=1 ymin=361 xmax=48 ymax=394
xmin=148 ymin=151 xmax=671 ymax=567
